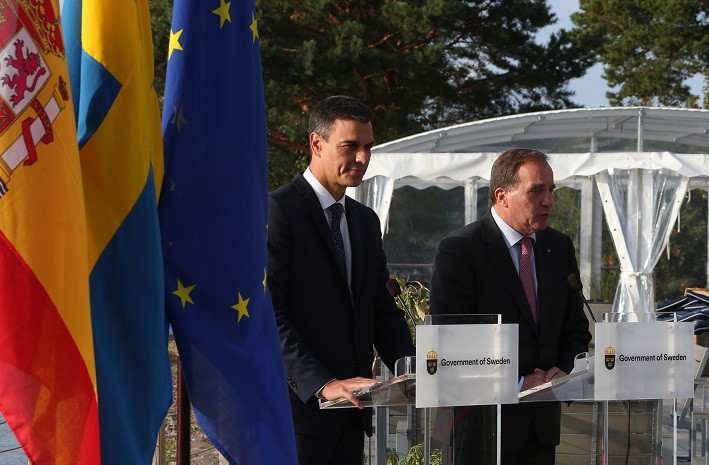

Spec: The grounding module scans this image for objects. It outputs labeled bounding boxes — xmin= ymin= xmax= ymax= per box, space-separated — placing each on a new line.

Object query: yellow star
xmin=168 ymin=28 xmax=184 ymax=60
xmin=262 ymin=269 xmax=268 ymax=293
xmin=249 ymin=11 xmax=259 ymax=43
xmin=172 ymin=279 xmax=196 ymax=308
xmin=212 ymin=0 xmax=231 ymax=29
xmin=231 ymin=292 xmax=250 ymax=322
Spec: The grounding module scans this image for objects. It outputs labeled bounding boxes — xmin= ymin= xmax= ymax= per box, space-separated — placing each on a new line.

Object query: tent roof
xmin=363 ymin=107 xmax=709 ymax=183
xmin=372 ymin=107 xmax=709 ymax=154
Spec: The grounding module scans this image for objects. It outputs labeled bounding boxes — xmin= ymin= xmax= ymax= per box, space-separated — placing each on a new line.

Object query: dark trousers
xmin=453 ymin=405 xmax=556 ymax=465
xmin=502 ymin=430 xmax=556 ymax=465
xmin=294 ymin=410 xmax=364 ymax=465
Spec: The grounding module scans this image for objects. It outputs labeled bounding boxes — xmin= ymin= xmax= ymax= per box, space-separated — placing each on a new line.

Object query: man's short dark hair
xmin=488 ymin=148 xmax=549 ymax=206
xmin=308 ymin=95 xmax=372 ymax=141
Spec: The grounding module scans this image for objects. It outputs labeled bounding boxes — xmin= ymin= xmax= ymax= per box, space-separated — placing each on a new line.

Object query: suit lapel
xmin=293 ymin=174 xmax=331 ymax=246
xmin=345 ymin=197 xmax=362 ymax=307
xmin=480 ymin=213 xmax=538 ymax=332
xmin=293 ymin=174 xmax=353 ymax=304
xmin=533 ymin=231 xmax=554 ymax=338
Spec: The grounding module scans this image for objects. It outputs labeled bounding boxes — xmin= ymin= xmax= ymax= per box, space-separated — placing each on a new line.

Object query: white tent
xmin=349 ymin=107 xmax=709 ymax=315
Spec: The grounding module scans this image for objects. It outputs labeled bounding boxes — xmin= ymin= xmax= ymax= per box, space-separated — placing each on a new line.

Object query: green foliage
xmin=549 ymin=187 xmax=582 ymax=260
xmin=391 ymin=275 xmax=430 ymax=343
xmin=384 ymin=185 xmax=466 ymax=283
xmin=257 ymin=0 xmax=593 ymax=188
xmin=570 ymin=0 xmax=709 ymax=107
xmin=148 ymin=0 xmax=174 ymax=107
xmin=386 ymin=444 xmax=442 ymax=465
xmin=654 ymin=189 xmax=708 ymax=301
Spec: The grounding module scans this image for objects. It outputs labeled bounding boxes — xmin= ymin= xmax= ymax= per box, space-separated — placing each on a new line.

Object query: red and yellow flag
xmin=0 ymin=1 xmax=100 ymax=463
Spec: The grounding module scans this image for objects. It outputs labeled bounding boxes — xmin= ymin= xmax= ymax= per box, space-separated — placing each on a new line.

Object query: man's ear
xmin=310 ymin=132 xmax=322 ymax=158
xmin=494 ymin=188 xmax=507 ymax=207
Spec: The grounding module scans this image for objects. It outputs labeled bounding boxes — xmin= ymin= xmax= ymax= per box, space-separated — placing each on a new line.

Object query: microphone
xmin=567 ymin=274 xmax=597 ymax=323
xmin=386 ymin=278 xmax=417 ymax=324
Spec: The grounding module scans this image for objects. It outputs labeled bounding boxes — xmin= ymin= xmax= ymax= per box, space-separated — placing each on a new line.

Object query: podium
xmin=320 ymin=313 xmax=694 ymax=465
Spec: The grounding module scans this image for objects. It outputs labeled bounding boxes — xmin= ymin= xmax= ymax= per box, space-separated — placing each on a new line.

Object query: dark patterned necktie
xmin=330 ymin=203 xmax=347 ymax=281
xmin=519 ymin=237 xmax=537 ymax=324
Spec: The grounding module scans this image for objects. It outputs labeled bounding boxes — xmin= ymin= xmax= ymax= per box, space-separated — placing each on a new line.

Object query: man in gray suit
xmin=267 ymin=95 xmax=414 ymax=465
xmin=430 ymin=148 xmax=591 ymax=465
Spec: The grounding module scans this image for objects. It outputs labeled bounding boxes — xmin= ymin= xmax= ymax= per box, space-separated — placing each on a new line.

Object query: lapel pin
xmin=546 ymin=249 xmax=551 ymax=253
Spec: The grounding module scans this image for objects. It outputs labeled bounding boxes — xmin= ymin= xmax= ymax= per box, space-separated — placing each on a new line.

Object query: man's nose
xmin=355 ymin=148 xmax=370 ymax=164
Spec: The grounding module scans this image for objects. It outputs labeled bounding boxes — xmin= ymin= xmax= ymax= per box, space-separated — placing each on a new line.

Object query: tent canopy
xmin=351 ymin=107 xmax=709 ymax=314
xmin=371 ymin=106 xmax=709 ymax=154
xmin=364 ymin=107 xmax=709 ymax=183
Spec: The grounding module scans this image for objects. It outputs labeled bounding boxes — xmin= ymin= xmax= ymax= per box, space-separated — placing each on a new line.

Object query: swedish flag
xmin=63 ymin=1 xmax=172 ymax=463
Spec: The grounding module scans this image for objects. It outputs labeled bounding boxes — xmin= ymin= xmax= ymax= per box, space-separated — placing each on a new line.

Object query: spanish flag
xmin=0 ymin=0 xmax=100 ymax=463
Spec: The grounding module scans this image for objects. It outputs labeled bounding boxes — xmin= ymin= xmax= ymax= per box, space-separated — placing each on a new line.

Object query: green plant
xmin=385 ymin=449 xmax=400 ymax=465
xmin=386 ymin=444 xmax=442 ymax=465
xmin=390 ymin=275 xmax=430 ymax=343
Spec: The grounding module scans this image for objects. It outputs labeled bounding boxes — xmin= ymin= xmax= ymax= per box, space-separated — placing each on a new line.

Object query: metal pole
xmin=424 ymin=408 xmax=430 ymax=465
xmin=602 ymin=401 xmax=609 ymax=465
xmin=637 ymin=108 xmax=645 ymax=153
xmin=176 ymin=359 xmax=191 ymax=465
xmin=153 ymin=420 xmax=166 ymax=465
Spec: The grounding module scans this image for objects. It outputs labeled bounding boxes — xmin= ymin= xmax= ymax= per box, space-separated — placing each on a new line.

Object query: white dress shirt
xmin=491 ymin=206 xmax=538 ymax=390
xmin=303 ymin=168 xmax=352 ymax=286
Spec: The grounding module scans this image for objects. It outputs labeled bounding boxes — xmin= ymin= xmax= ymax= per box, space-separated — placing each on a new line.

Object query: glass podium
xmin=319 ymin=313 xmax=694 ymax=465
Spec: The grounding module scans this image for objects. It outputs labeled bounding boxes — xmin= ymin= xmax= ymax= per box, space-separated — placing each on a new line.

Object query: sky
xmin=545 ymin=0 xmax=703 ymax=108
xmin=543 ymin=0 xmax=609 ymax=108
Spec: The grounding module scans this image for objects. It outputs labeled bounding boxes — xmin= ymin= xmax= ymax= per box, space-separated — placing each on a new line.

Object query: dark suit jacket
xmin=430 ymin=211 xmax=591 ymax=451
xmin=267 ymin=173 xmax=414 ymax=437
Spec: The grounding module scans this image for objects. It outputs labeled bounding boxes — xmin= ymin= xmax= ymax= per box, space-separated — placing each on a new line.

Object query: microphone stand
xmin=568 ymin=274 xmax=597 ymax=323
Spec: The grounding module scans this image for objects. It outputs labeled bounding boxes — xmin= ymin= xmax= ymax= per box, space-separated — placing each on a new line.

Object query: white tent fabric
xmin=595 ymin=170 xmax=688 ymax=314
xmin=359 ymin=151 xmax=709 ymax=183
xmin=349 ymin=107 xmax=709 ymax=315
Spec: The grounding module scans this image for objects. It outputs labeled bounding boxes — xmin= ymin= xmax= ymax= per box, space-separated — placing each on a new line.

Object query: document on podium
xmin=518 ymin=369 xmax=588 ymax=399
xmin=318 ymin=373 xmax=416 ymax=409
xmin=518 ymin=354 xmax=594 ymax=401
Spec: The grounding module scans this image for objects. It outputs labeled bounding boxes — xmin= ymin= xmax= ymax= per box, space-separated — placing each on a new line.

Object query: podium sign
xmin=594 ymin=321 xmax=694 ymax=400
xmin=415 ymin=324 xmax=518 ymax=408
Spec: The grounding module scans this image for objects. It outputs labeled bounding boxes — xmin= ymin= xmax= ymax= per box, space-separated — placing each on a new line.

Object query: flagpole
xmin=176 ymin=359 xmax=191 ymax=465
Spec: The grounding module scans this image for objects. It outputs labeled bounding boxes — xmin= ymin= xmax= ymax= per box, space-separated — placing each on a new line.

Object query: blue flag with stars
xmin=159 ymin=0 xmax=297 ymax=463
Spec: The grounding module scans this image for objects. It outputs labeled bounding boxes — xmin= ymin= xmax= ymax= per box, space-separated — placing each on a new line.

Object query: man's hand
xmin=521 ymin=367 xmax=568 ymax=392
xmin=321 ymin=377 xmax=379 ymax=409
xmin=543 ymin=366 xmax=566 ymax=382
xmin=521 ymin=368 xmax=547 ymax=391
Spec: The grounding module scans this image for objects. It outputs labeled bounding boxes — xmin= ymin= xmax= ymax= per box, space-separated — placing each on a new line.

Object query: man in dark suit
xmin=430 ymin=148 xmax=591 ymax=465
xmin=267 ymin=95 xmax=415 ymax=465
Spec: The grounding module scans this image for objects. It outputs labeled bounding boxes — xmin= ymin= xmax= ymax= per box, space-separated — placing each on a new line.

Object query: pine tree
xmin=571 ymin=0 xmax=709 ymax=107
xmin=258 ymin=0 xmax=593 ymax=187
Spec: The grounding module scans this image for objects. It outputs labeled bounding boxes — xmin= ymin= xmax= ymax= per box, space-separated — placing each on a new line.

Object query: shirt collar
xmin=303 ymin=168 xmax=345 ymax=211
xmin=491 ymin=206 xmax=535 ymax=248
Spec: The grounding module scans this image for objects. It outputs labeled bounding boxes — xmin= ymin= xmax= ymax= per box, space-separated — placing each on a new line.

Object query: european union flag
xmin=159 ymin=1 xmax=298 ymax=463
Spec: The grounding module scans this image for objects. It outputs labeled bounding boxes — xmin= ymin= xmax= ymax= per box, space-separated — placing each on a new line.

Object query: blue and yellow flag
xmin=62 ymin=1 xmax=172 ymax=464
xmin=159 ymin=0 xmax=297 ymax=463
